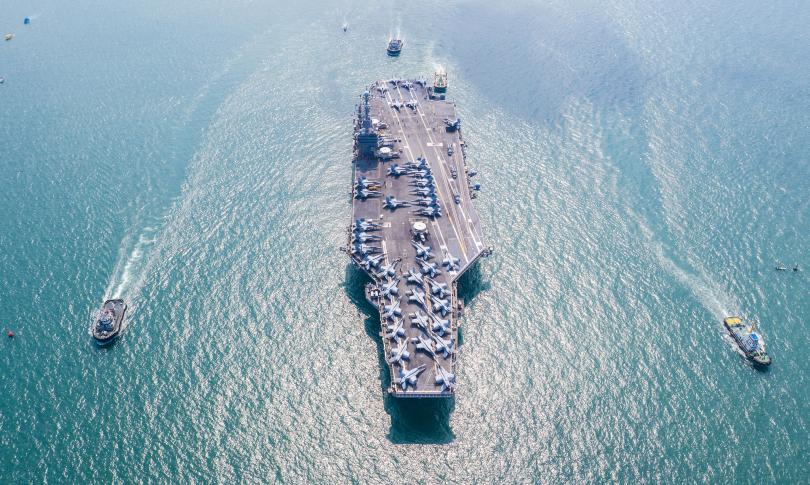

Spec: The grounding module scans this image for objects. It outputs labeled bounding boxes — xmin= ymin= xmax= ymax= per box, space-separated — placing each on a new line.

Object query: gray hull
xmin=93 ymin=299 xmax=126 ymax=345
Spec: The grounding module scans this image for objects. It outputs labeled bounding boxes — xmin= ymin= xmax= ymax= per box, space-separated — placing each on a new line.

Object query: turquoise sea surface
xmin=1 ymin=0 xmax=808 ymax=482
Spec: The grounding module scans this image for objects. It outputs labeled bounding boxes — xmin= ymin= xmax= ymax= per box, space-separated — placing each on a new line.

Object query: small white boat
xmin=4 ymin=33 xmax=14 ymax=41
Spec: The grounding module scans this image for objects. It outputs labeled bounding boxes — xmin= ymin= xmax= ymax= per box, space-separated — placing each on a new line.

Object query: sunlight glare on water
xmin=0 ymin=0 xmax=808 ymax=482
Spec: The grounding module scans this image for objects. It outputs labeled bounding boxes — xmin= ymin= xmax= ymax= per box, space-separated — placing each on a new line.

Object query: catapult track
xmin=348 ymin=78 xmax=487 ymax=398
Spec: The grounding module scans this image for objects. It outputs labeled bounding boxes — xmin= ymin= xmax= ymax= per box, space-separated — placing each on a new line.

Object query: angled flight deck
xmin=347 ymin=74 xmax=489 ymax=398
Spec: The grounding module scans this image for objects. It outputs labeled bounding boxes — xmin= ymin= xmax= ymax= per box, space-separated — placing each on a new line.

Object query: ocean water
xmin=1 ymin=0 xmax=808 ymax=482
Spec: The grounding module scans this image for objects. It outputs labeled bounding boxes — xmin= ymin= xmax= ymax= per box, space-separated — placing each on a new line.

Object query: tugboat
xmin=433 ymin=68 xmax=447 ymax=94
xmin=723 ymin=316 xmax=771 ymax=367
xmin=428 ymin=68 xmax=448 ymax=100
xmin=93 ymin=299 xmax=126 ymax=346
xmin=387 ymin=37 xmax=403 ymax=56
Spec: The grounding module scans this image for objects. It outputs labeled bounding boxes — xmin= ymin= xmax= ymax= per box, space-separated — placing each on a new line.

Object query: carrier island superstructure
xmin=347 ymin=73 xmax=489 ymax=398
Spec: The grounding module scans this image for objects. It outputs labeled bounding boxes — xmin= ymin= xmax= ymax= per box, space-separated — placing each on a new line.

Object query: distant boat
xmin=4 ymin=33 xmax=14 ymax=41
xmin=342 ymin=23 xmax=348 ymax=32
xmin=0 ymin=77 xmax=5 ymax=84
xmin=433 ymin=67 xmax=447 ymax=94
xmin=775 ymin=262 xmax=787 ymax=271
xmin=387 ymin=38 xmax=403 ymax=56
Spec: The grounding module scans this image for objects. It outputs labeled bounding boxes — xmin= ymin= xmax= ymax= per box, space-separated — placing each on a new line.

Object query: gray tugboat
xmin=93 ymin=299 xmax=126 ymax=346
xmin=387 ymin=37 xmax=403 ymax=56
xmin=723 ymin=316 xmax=771 ymax=366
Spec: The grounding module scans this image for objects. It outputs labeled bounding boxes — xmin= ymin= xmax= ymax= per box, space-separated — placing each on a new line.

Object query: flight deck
xmin=347 ymin=74 xmax=488 ymax=398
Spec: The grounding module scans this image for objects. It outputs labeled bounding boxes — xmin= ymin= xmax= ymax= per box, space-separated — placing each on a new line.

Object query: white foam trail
xmin=654 ymin=244 xmax=730 ymax=318
xmin=113 ymin=232 xmax=156 ymax=298
xmin=629 ymin=206 xmax=734 ymax=318
xmin=103 ymin=226 xmax=157 ymax=302
xmin=100 ymin=41 xmax=248 ymax=310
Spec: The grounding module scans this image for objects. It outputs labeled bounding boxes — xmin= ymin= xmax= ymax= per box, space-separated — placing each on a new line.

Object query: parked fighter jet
xmin=412 ymin=334 xmax=436 ymax=359
xmin=410 ymin=179 xmax=433 ymax=188
xmin=409 ymin=172 xmax=433 ymax=182
xmin=407 ymin=169 xmax=431 ymax=178
xmin=388 ymin=339 xmax=410 ymax=365
xmin=411 ymin=171 xmax=433 ymax=179
xmin=430 ymin=294 xmax=451 ymax=317
xmin=409 ymin=311 xmax=430 ymax=331
xmin=413 ymin=197 xmax=440 ymax=207
xmin=354 ymin=218 xmax=381 ymax=231
xmin=442 ymin=252 xmax=461 ymax=271
xmin=410 ymin=186 xmax=435 ymax=197
xmin=396 ymin=364 xmax=427 ymax=391
xmin=443 ymin=118 xmax=461 ymax=132
xmin=431 ymin=333 xmax=454 ymax=358
xmin=388 ymin=78 xmax=400 ymax=85
xmin=401 ymin=80 xmax=413 ymax=90
xmin=356 ymin=176 xmax=382 ymax=190
xmin=410 ymin=241 xmax=434 ymax=260
xmin=378 ymin=263 xmax=399 ymax=280
xmin=407 ymin=158 xmax=428 ymax=169
xmin=389 ymin=101 xmax=404 ymax=111
xmin=405 ymin=100 xmax=418 ymax=110
xmin=352 ymin=242 xmax=381 ymax=256
xmin=416 ymin=206 xmax=442 ymax=218
xmin=355 ymin=188 xmax=382 ymax=200
xmin=383 ymin=196 xmax=409 ymax=210
xmin=376 ymin=84 xmax=388 ymax=94
xmin=435 ymin=365 xmax=456 ymax=392
xmin=426 ymin=278 xmax=449 ymax=298
xmin=407 ymin=288 xmax=427 ymax=308
xmin=387 ymin=164 xmax=407 ymax=177
xmin=385 ymin=317 xmax=406 ymax=339
xmin=352 ymin=232 xmax=381 ymax=243
xmin=419 ymin=260 xmax=441 ymax=278
xmin=380 ymin=279 xmax=399 ymax=297
xmin=352 ymin=239 xmax=380 ymax=251
xmin=360 ymin=253 xmax=384 ymax=271
xmin=355 ymin=186 xmax=381 ymax=197
xmin=406 ymin=268 xmax=424 ymax=286
xmin=431 ymin=316 xmax=451 ymax=336
xmin=382 ymin=299 xmax=402 ymax=320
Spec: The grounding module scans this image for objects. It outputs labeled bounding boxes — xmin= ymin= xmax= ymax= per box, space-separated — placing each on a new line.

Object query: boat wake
xmin=95 ymin=44 xmax=254 ymax=331
xmin=627 ymin=205 xmax=734 ymax=319
xmin=102 ymin=225 xmax=159 ymax=328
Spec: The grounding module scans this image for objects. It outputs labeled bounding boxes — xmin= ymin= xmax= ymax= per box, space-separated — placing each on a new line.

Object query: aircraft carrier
xmin=347 ymin=72 xmax=489 ymax=398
